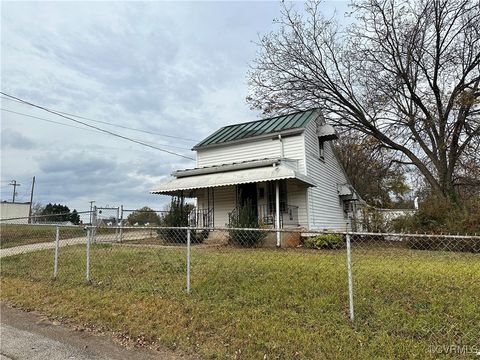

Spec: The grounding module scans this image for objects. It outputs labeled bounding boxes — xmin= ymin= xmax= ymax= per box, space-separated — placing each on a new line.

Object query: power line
xmin=0 ymin=92 xmax=195 ymax=161
xmin=2 ymin=108 xmax=103 ymax=133
xmin=0 ymin=95 xmax=198 ymax=142
xmin=1 ymin=108 xmax=192 ymax=151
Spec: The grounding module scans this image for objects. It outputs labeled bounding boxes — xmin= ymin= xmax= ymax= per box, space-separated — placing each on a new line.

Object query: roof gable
xmin=193 ymin=108 xmax=320 ymax=149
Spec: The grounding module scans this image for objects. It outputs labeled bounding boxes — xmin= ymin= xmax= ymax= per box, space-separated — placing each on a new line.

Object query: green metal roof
xmin=194 ymin=108 xmax=320 ymax=149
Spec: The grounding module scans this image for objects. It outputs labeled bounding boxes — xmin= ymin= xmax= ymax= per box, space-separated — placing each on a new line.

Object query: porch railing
xmin=189 ymin=208 xmax=214 ymax=228
xmin=228 ymin=204 xmax=299 ymax=227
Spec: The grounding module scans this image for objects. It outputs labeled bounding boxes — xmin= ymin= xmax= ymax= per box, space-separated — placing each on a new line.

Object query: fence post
xmin=118 ymin=205 xmax=124 ymax=242
xmin=54 ymin=225 xmax=60 ymax=279
xmin=92 ymin=206 xmax=97 ymax=243
xmin=115 ymin=207 xmax=119 ymax=242
xmin=86 ymin=228 xmax=91 ymax=282
xmin=186 ymin=228 xmax=191 ymax=294
xmin=275 ymin=180 xmax=281 ymax=247
xmin=346 ymin=232 xmax=354 ymax=322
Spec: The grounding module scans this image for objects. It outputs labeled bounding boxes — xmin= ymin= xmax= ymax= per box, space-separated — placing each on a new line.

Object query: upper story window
xmin=318 ymin=138 xmax=325 ymax=161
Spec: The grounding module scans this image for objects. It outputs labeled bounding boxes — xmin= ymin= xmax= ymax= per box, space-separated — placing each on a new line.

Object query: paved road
xmin=0 ymin=303 xmax=191 ymax=360
xmin=0 ymin=231 xmax=153 ymax=258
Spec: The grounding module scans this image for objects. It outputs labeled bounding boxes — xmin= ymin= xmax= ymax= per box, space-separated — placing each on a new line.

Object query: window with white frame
xmin=318 ymin=137 xmax=325 ymax=160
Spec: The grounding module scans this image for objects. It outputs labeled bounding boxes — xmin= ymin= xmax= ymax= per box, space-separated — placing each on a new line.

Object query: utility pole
xmin=9 ymin=180 xmax=20 ymax=203
xmin=28 ymin=176 xmax=36 ymax=224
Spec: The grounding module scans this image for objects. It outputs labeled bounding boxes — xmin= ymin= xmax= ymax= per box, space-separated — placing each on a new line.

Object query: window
xmin=318 ymin=138 xmax=325 ymax=160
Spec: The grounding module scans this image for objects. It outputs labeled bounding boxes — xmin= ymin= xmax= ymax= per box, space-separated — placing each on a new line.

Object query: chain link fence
xmin=1 ymin=220 xmax=479 ymax=358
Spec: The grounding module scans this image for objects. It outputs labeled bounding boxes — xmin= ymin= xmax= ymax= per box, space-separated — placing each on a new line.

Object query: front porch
xmin=190 ymin=180 xmax=302 ymax=229
xmin=151 ymin=158 xmax=316 ymax=245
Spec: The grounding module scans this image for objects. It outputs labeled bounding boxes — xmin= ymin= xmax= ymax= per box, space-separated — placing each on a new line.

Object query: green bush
xmin=228 ymin=201 xmax=266 ymax=247
xmin=160 ymin=197 xmax=190 ymax=228
xmin=390 ymin=195 xmax=480 ymax=252
xmin=405 ymin=236 xmax=479 ymax=253
xmin=228 ymin=228 xmax=266 ymax=247
xmin=303 ymin=234 xmax=344 ymax=250
xmin=361 ymin=207 xmax=390 ymax=232
xmin=392 ymin=196 xmax=480 ymax=234
xmin=157 ymin=196 xmax=199 ymax=244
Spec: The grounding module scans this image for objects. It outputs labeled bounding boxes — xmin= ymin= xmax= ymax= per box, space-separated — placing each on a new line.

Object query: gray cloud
xmin=1 ymin=128 xmax=36 ymax=150
xmin=32 ymin=151 xmax=170 ymax=209
xmin=39 ymin=152 xmax=117 ymax=175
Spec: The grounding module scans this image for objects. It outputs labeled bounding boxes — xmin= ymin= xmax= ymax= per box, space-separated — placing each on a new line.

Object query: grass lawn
xmin=1 ymin=244 xmax=479 ymax=359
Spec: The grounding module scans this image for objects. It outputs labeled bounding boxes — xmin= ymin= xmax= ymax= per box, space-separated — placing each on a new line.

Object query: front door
xmin=237 ymin=183 xmax=258 ymax=215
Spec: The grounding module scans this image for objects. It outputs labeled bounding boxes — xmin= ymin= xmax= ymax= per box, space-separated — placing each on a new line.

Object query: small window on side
xmin=318 ymin=138 xmax=325 ymax=160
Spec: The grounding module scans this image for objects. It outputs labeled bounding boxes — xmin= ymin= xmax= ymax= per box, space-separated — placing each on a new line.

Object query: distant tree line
xmin=34 ymin=203 xmax=81 ymax=224
xmin=126 ymin=199 xmax=193 ymax=227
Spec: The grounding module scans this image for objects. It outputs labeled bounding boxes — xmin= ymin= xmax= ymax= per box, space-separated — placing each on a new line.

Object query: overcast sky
xmin=1 ymin=1 xmax=349 ymax=213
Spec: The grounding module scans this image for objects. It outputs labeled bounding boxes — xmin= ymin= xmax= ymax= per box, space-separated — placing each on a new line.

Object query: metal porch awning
xmin=151 ymin=165 xmax=316 ymax=196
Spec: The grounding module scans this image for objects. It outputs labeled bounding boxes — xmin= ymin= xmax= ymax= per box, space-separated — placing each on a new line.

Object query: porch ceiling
xmin=151 ymin=165 xmax=315 ymax=196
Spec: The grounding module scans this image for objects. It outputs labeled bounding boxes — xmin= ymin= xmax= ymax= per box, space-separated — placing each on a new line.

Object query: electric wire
xmin=0 ymin=92 xmax=195 ymax=160
xmin=0 ymin=95 xmax=198 ymax=142
xmin=1 ymin=108 xmax=192 ymax=151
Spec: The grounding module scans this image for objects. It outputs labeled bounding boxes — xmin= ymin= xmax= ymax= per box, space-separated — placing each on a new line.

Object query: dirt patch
xmin=0 ymin=302 xmax=195 ymax=360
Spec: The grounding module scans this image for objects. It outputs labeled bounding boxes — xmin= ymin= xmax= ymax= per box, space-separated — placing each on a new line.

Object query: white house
xmin=151 ymin=109 xmax=361 ymax=234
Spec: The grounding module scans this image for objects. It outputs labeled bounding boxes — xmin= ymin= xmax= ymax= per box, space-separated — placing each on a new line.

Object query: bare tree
xmin=455 ymin=140 xmax=480 ymax=195
xmin=248 ymin=0 xmax=480 ymax=204
xmin=31 ymin=202 xmax=45 ymax=216
xmin=335 ymin=133 xmax=411 ymax=207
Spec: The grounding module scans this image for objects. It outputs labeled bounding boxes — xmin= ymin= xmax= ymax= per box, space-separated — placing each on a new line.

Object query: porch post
xmin=207 ymin=188 xmax=210 ymax=227
xmin=180 ymin=190 xmax=184 ymax=224
xmin=275 ymin=180 xmax=281 ymax=247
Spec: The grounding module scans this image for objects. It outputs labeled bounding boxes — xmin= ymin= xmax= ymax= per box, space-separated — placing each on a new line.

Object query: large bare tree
xmin=248 ymin=0 xmax=480 ymax=204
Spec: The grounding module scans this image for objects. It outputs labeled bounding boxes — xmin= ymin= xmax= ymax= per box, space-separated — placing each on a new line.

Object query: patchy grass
xmin=0 ymin=224 xmax=85 ymax=249
xmin=1 ymin=245 xmax=479 ymax=359
xmin=120 ymin=237 xmax=168 ymax=245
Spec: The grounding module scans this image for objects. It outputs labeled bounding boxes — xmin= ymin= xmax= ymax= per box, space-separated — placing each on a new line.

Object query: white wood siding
xmin=304 ymin=119 xmax=350 ymax=231
xmin=285 ymin=179 xmax=308 ymax=228
xmin=197 ymin=139 xmax=281 ymax=168
xmin=282 ymin=135 xmax=306 ymax=173
xmin=195 ymin=135 xmax=308 ymax=228
xmin=196 ymin=135 xmax=306 ymax=173
xmin=196 ymin=186 xmax=236 ymax=227
xmin=213 ymin=186 xmax=236 ymax=227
